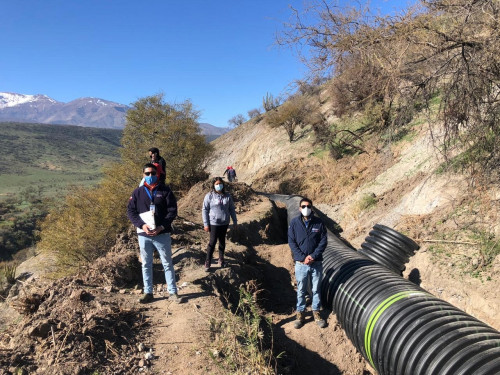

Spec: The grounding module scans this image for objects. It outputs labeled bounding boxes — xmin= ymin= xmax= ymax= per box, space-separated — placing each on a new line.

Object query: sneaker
xmin=138 ymin=293 xmax=154 ymax=304
xmin=168 ymin=293 xmax=185 ymax=303
xmin=204 ymin=261 xmax=210 ymax=272
xmin=313 ymin=311 xmax=326 ymax=328
xmin=218 ymin=259 xmax=227 ymax=268
xmin=294 ymin=311 xmax=305 ymax=329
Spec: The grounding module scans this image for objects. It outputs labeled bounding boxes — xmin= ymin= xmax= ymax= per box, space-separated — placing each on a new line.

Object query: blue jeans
xmin=138 ymin=233 xmax=177 ymax=294
xmin=295 ymin=261 xmax=323 ymax=312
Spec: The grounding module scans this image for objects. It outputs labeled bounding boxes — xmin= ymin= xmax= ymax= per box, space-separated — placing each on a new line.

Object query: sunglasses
xmin=301 ymin=205 xmax=311 ymax=208
xmin=144 ymin=171 xmax=156 ymax=176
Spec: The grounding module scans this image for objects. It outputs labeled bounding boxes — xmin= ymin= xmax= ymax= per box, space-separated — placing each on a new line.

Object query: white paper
xmin=138 ymin=210 xmax=156 ymax=232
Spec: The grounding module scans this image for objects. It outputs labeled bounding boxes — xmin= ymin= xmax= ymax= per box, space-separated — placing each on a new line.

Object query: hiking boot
xmin=168 ymin=293 xmax=185 ymax=303
xmin=313 ymin=311 xmax=326 ymax=328
xmin=138 ymin=293 xmax=154 ymax=304
xmin=204 ymin=261 xmax=210 ymax=272
xmin=218 ymin=257 xmax=227 ymax=268
xmin=294 ymin=311 xmax=305 ymax=329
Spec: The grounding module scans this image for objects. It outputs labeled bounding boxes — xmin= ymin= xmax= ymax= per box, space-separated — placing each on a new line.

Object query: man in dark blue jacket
xmin=288 ymin=197 xmax=327 ymax=329
xmin=127 ymin=163 xmax=183 ymax=304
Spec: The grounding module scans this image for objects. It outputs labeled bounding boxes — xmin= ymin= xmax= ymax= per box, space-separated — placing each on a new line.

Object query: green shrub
xmin=1 ymin=261 xmax=17 ymax=284
xmin=37 ymin=169 xmax=131 ymax=270
xmin=358 ymin=193 xmax=378 ymax=212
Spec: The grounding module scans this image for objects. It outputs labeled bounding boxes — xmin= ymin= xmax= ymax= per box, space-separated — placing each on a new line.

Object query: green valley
xmin=0 ymin=122 xmax=122 ymax=198
xmin=0 ymin=122 xmax=122 ymax=260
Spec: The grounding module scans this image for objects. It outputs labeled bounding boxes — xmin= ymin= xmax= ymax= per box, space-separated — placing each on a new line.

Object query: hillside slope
xmin=206 ymin=116 xmax=313 ymax=182
xmin=207 ymin=107 xmax=500 ymax=330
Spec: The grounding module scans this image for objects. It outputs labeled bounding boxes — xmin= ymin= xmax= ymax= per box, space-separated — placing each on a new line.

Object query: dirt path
xmin=140 ymin=278 xmax=222 ymax=374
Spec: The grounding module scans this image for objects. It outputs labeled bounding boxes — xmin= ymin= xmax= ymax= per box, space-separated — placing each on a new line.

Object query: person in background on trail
xmin=223 ymin=166 xmax=237 ymax=182
xmin=148 ymin=147 xmax=166 ymax=183
xmin=288 ymin=197 xmax=327 ymax=329
xmin=140 ymin=147 xmax=166 ymax=186
xmin=127 ymin=163 xmax=184 ymax=304
xmin=202 ymin=176 xmax=238 ymax=272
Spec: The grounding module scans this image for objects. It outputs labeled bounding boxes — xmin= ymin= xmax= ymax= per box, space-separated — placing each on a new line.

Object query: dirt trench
xmin=180 ymin=193 xmax=370 ymax=375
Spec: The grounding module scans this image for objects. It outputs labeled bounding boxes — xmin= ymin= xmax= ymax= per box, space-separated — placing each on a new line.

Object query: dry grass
xmin=207 ymin=286 xmax=278 ymax=375
xmin=1 ymin=262 xmax=17 ymax=285
xmin=303 ymin=137 xmax=388 ymax=205
xmin=399 ymin=182 xmax=500 ymax=276
xmin=354 ymin=193 xmax=378 ymax=216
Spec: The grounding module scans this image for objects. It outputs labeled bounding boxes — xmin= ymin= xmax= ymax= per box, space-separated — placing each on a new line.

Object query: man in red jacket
xmin=127 ymin=163 xmax=183 ymax=304
xmin=148 ymin=147 xmax=167 ymax=183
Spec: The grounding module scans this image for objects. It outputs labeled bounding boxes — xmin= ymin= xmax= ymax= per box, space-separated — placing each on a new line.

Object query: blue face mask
xmin=144 ymin=175 xmax=157 ymax=185
xmin=215 ymin=184 xmax=223 ymax=192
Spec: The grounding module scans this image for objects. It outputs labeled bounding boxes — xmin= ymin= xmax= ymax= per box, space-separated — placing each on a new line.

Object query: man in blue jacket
xmin=288 ymin=197 xmax=327 ymax=328
xmin=127 ymin=163 xmax=183 ymax=304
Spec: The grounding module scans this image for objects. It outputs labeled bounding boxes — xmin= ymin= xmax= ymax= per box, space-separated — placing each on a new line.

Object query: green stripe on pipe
xmin=364 ymin=291 xmax=428 ymax=368
xmin=338 ymin=284 xmax=366 ymax=311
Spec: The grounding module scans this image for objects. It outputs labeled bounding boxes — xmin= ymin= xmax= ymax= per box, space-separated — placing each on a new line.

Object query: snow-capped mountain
xmin=0 ymin=92 xmax=230 ymax=137
xmin=0 ymin=92 xmax=57 ymax=108
xmin=0 ymin=92 xmax=128 ymax=129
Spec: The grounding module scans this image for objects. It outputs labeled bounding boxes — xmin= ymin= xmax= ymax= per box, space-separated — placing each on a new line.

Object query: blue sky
xmin=0 ymin=1 xmax=409 ymax=128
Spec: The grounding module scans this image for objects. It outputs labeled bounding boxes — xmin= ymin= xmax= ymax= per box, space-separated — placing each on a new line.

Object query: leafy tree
xmin=121 ymin=94 xmax=212 ymax=188
xmin=267 ymin=95 xmax=311 ymax=142
xmin=228 ymin=114 xmax=247 ymax=128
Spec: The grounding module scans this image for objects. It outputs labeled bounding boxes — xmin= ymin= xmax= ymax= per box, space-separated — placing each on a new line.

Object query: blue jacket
xmin=127 ymin=183 xmax=177 ymax=236
xmin=288 ymin=213 xmax=327 ymax=262
xmin=202 ymin=191 xmax=237 ymax=227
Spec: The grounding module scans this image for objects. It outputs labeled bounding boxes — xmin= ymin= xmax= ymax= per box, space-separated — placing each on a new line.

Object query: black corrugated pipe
xmin=267 ymin=194 xmax=500 ymax=375
xmin=359 ymin=224 xmax=420 ymax=275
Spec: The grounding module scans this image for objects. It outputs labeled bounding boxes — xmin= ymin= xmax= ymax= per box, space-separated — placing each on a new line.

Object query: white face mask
xmin=301 ymin=207 xmax=312 ymax=217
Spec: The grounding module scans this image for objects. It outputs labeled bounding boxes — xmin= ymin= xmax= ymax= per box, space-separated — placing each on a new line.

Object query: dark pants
xmin=205 ymin=224 xmax=228 ymax=263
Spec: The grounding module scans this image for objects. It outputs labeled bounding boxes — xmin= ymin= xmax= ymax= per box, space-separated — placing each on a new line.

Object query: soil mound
xmin=0 ymin=248 xmax=147 ymax=374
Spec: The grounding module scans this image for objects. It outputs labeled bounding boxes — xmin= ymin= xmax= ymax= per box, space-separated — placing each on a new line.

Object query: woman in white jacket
xmin=202 ymin=177 xmax=238 ymax=272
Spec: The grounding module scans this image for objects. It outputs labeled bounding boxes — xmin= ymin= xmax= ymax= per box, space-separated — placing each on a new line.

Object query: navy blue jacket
xmin=127 ymin=183 xmax=177 ymax=237
xmin=288 ymin=213 xmax=327 ymax=262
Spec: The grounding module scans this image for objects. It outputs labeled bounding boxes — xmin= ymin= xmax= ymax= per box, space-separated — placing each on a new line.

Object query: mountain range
xmin=0 ymin=92 xmax=229 ymax=136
